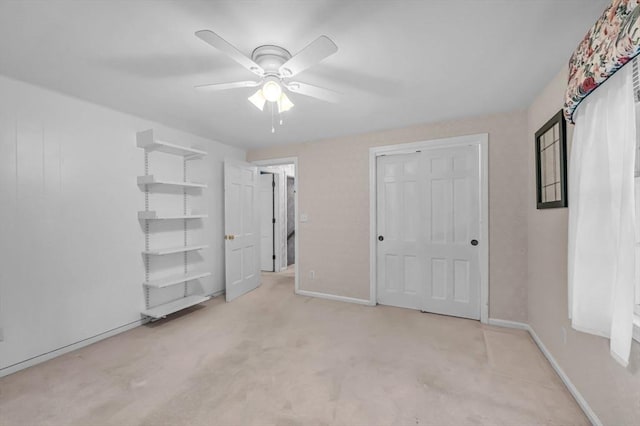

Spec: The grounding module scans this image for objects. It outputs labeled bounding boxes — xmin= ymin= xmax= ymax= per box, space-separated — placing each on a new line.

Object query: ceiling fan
xmin=194 ymin=30 xmax=340 ymax=116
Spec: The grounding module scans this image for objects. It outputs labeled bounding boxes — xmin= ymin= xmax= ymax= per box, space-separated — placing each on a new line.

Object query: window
xmin=569 ymin=60 xmax=637 ymax=365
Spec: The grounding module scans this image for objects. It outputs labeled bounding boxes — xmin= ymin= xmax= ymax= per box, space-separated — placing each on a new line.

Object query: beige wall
xmin=527 ymin=68 xmax=640 ymax=425
xmin=248 ymin=111 xmax=529 ymax=321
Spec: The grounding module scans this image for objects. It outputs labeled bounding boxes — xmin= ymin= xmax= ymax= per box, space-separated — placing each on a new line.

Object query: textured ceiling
xmin=0 ymin=0 xmax=609 ymax=148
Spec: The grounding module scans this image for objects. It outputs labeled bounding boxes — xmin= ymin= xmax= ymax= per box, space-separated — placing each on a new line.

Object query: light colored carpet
xmin=1 ymin=269 xmax=587 ymax=426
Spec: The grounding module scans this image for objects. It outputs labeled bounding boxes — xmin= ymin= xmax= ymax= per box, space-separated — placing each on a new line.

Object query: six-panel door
xmin=376 ymin=145 xmax=481 ymax=320
xmin=224 ymin=160 xmax=260 ymax=301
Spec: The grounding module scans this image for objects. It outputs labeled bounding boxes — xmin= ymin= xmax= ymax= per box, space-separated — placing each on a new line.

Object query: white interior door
xmin=376 ymin=144 xmax=481 ymax=320
xmin=259 ymin=173 xmax=275 ymax=271
xmin=224 ymin=159 xmax=260 ymax=301
xmin=422 ymin=145 xmax=480 ymax=320
xmin=376 ymin=153 xmax=424 ymax=310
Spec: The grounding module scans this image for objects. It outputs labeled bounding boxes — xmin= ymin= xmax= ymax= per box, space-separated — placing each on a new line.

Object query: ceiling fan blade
xmin=195 ymin=30 xmax=264 ymax=76
xmin=195 ymin=81 xmax=262 ymax=91
xmin=284 ymin=81 xmax=340 ymax=103
xmin=279 ymin=36 xmax=338 ymax=77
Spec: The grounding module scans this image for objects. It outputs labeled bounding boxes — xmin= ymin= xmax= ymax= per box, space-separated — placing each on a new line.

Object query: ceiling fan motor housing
xmin=251 ymin=45 xmax=292 ymax=77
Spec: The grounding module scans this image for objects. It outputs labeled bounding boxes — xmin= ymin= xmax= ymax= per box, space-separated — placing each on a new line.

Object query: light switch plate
xmin=300 ymin=213 xmax=309 ymax=223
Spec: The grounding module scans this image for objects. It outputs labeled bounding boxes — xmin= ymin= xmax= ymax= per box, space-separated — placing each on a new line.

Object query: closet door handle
xmin=378 ymin=235 xmax=384 ymax=241
xmin=470 ymin=239 xmax=478 ymax=246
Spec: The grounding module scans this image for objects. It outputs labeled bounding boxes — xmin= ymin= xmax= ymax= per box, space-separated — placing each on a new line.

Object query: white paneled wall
xmin=0 ymin=74 xmax=244 ymax=372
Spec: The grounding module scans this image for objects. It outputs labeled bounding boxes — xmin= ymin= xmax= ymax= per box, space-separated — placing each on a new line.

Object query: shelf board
xmin=137 ymin=175 xmax=207 ymax=188
xmin=137 ymin=129 xmax=207 ymax=159
xmin=144 ymin=271 xmax=212 ymax=288
xmin=138 ymin=211 xmax=208 ymax=220
xmin=142 ymin=244 xmax=208 ymax=256
xmin=142 ymin=294 xmax=210 ymax=319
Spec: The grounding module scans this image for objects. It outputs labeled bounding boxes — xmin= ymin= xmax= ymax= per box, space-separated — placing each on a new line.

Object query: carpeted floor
xmin=0 ymin=268 xmax=587 ymax=425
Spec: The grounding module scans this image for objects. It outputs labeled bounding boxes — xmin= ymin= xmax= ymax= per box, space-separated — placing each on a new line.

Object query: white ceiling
xmin=0 ymin=0 xmax=608 ymax=149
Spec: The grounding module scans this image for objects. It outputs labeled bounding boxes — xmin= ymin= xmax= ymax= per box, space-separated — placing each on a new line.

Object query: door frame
xmin=259 ymin=171 xmax=276 ymax=272
xmin=369 ymin=134 xmax=489 ymax=323
xmin=252 ymin=157 xmax=299 ymax=294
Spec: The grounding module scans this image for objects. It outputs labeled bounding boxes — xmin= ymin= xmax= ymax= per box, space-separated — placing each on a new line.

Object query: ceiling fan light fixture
xmin=262 ymin=80 xmax=282 ymax=102
xmin=248 ymin=89 xmax=266 ymax=111
xmin=277 ymin=93 xmax=294 ymax=113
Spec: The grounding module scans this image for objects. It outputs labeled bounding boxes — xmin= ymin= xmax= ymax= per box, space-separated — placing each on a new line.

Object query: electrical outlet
xmin=309 ymin=270 xmax=315 ymax=280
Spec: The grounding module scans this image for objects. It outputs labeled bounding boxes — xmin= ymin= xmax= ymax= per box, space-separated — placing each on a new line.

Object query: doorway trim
xmin=258 ymin=171 xmax=277 ymax=272
xmin=252 ymin=157 xmax=299 ymax=294
xmin=369 ymin=134 xmax=489 ymax=323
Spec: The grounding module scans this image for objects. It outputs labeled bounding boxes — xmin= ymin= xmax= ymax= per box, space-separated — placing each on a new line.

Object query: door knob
xmin=378 ymin=235 xmax=384 ymax=241
xmin=470 ymin=239 xmax=478 ymax=246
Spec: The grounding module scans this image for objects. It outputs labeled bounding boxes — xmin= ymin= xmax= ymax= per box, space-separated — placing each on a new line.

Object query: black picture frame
xmin=535 ymin=110 xmax=567 ymax=209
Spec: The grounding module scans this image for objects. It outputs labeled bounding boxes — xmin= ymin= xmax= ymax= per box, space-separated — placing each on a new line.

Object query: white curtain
xmin=568 ymin=63 xmax=636 ymax=367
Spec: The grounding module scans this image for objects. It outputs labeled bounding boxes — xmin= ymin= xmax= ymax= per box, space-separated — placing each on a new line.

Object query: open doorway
xmin=286 ymin=176 xmax=295 ymax=266
xmin=254 ymin=158 xmax=298 ymax=293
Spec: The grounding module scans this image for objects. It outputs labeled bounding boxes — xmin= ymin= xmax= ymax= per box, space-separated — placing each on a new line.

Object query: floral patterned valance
xmin=564 ymin=0 xmax=640 ymax=124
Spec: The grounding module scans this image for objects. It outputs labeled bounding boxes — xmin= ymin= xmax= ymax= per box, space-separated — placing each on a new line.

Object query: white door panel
xmin=376 ymin=153 xmax=424 ymax=310
xmin=376 ymin=145 xmax=481 ymax=320
xmin=259 ymin=173 xmax=274 ymax=271
xmin=423 ymin=146 xmax=480 ymax=319
xmin=225 ymin=160 xmax=260 ymax=301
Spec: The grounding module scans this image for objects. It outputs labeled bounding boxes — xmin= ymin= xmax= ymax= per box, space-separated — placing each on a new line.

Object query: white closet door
xmin=224 ymin=160 xmax=260 ymax=301
xmin=423 ymin=145 xmax=480 ymax=320
xmin=376 ymin=153 xmax=424 ymax=310
xmin=376 ymin=145 xmax=481 ymax=320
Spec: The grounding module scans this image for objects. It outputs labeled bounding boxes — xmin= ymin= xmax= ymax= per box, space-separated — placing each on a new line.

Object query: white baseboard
xmin=526 ymin=325 xmax=603 ymax=426
xmin=487 ymin=318 xmax=529 ymax=330
xmin=295 ymin=289 xmax=374 ymax=306
xmin=207 ymin=289 xmax=225 ymax=298
xmin=0 ymin=319 xmax=146 ymax=378
xmin=489 ymin=318 xmax=602 ymax=426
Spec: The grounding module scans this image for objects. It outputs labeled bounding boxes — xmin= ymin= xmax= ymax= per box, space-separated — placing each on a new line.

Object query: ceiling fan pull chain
xmin=271 ymin=103 xmax=275 ymax=133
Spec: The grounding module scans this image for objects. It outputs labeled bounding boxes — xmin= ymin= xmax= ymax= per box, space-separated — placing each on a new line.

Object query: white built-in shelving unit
xmin=137 ymin=129 xmax=210 ymax=320
xmin=136 ymin=175 xmax=208 ymax=188
xmin=142 ymin=244 xmax=209 ymax=256
xmin=136 ymin=136 xmax=207 ymax=158
xmin=141 ymin=295 xmax=211 ymax=319
xmin=137 ymin=211 xmax=208 ymax=220
xmin=143 ymin=271 xmax=212 ymax=289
